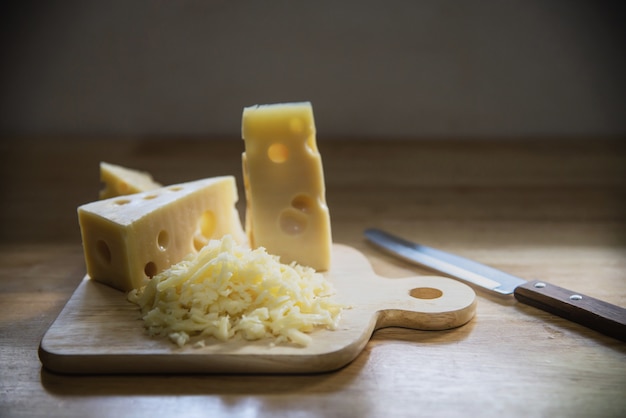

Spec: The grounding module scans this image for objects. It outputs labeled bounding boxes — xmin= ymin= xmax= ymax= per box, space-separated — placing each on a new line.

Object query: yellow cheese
xmin=241 ymin=102 xmax=332 ymax=270
xmin=99 ymin=162 xmax=162 ymax=199
xmin=78 ymin=176 xmax=246 ymax=292
xmin=127 ymin=235 xmax=342 ymax=347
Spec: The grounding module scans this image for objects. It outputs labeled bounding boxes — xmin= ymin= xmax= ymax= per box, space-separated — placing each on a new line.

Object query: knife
xmin=364 ymin=228 xmax=626 ymax=342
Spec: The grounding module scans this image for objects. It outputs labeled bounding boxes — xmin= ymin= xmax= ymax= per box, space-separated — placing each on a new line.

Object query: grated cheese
xmin=127 ymin=235 xmax=343 ymax=347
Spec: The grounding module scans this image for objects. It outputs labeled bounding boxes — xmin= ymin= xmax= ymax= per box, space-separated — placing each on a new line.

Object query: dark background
xmin=1 ymin=0 xmax=625 ymax=138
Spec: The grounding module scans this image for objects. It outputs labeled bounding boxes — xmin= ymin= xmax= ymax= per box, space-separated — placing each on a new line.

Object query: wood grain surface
xmin=1 ymin=137 xmax=625 ymax=417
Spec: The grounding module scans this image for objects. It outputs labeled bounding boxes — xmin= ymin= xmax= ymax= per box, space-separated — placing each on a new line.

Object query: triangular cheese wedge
xmin=79 ymin=176 xmax=246 ymax=291
xmin=99 ymin=162 xmax=162 ymax=199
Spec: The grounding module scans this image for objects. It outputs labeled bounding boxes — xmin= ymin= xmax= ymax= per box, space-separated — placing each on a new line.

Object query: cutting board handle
xmin=367 ymin=276 xmax=477 ymax=332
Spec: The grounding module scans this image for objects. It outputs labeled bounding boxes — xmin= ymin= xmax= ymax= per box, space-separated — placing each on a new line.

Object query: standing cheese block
xmin=78 ymin=176 xmax=246 ymax=292
xmin=241 ymin=102 xmax=332 ymax=271
xmin=99 ymin=162 xmax=162 ymax=199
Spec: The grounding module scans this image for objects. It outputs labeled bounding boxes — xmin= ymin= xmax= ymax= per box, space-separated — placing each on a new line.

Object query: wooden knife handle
xmin=514 ymin=280 xmax=626 ymax=342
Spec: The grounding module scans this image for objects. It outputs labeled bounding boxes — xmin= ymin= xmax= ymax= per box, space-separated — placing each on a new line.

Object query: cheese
xmin=127 ymin=235 xmax=342 ymax=347
xmin=99 ymin=162 xmax=162 ymax=199
xmin=241 ymin=102 xmax=332 ymax=270
xmin=78 ymin=176 xmax=246 ymax=292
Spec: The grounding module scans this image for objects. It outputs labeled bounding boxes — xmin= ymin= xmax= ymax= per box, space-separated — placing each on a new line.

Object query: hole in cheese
xmin=198 ymin=210 xmax=216 ymax=238
xmin=157 ymin=230 xmax=169 ymax=251
xmin=305 ymin=134 xmax=318 ymax=154
xmin=410 ymin=287 xmax=443 ymax=300
xmin=192 ymin=210 xmax=218 ymax=251
xmin=291 ymin=194 xmax=313 ymax=213
xmin=279 ymin=209 xmax=307 ymax=235
xmin=267 ymin=143 xmax=289 ymax=163
xmin=143 ymin=194 xmax=158 ymax=200
xmin=193 ymin=235 xmax=207 ymax=252
xmin=289 ymin=117 xmax=304 ymax=134
xmin=144 ymin=261 xmax=157 ymax=278
xmin=96 ymin=240 xmax=111 ymax=264
xmin=113 ymin=199 xmax=131 ymax=205
xmin=168 ymin=186 xmax=183 ymax=192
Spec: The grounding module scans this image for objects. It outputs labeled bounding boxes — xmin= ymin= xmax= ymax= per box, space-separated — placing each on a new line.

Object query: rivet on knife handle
xmin=514 ymin=280 xmax=626 ymax=342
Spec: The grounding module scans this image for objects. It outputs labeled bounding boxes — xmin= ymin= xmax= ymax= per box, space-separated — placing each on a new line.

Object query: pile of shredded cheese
xmin=127 ymin=235 xmax=343 ymax=347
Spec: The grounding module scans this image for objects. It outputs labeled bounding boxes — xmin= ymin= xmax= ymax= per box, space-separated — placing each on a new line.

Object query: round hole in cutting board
xmin=410 ymin=287 xmax=443 ymax=300
xmin=144 ymin=261 xmax=157 ymax=278
xmin=268 ymin=143 xmax=288 ymax=163
xmin=96 ymin=240 xmax=111 ymax=264
xmin=157 ymin=230 xmax=169 ymax=251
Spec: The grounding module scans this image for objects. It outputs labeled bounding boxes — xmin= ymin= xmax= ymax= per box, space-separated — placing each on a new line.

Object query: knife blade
xmin=364 ymin=228 xmax=626 ymax=342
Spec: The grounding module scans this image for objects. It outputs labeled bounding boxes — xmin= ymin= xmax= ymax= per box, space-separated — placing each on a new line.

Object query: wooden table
xmin=1 ymin=137 xmax=625 ymax=417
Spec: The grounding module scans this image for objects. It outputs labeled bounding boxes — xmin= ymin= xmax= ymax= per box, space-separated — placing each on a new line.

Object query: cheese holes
xmin=113 ymin=199 xmax=131 ymax=206
xmin=168 ymin=186 xmax=183 ymax=192
xmin=279 ymin=209 xmax=307 ymax=235
xmin=193 ymin=235 xmax=207 ymax=252
xmin=144 ymin=261 xmax=157 ymax=278
xmin=157 ymin=230 xmax=169 ymax=251
xmin=96 ymin=240 xmax=111 ymax=265
xmin=268 ymin=143 xmax=289 ymax=163
xmin=143 ymin=194 xmax=158 ymax=200
xmin=279 ymin=195 xmax=315 ymax=235
xmin=291 ymin=194 xmax=313 ymax=213
xmin=193 ymin=210 xmax=216 ymax=251
xmin=289 ymin=117 xmax=304 ymax=134
xmin=199 ymin=211 xmax=216 ymax=237
xmin=305 ymin=135 xmax=318 ymax=154
xmin=410 ymin=287 xmax=443 ymax=300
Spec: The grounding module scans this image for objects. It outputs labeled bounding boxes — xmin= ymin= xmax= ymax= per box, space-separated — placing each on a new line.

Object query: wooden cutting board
xmin=39 ymin=244 xmax=476 ymax=374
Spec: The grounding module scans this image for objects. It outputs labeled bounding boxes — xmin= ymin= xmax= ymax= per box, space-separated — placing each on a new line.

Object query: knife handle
xmin=514 ymin=280 xmax=626 ymax=342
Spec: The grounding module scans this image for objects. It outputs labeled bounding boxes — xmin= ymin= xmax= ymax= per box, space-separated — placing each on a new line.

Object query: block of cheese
xmin=99 ymin=162 xmax=162 ymax=199
xmin=241 ymin=102 xmax=332 ymax=270
xmin=78 ymin=176 xmax=246 ymax=292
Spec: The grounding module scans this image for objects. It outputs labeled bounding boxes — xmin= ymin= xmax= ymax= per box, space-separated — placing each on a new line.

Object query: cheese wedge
xmin=99 ymin=162 xmax=162 ymax=199
xmin=78 ymin=176 xmax=246 ymax=292
xmin=241 ymin=102 xmax=332 ymax=270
